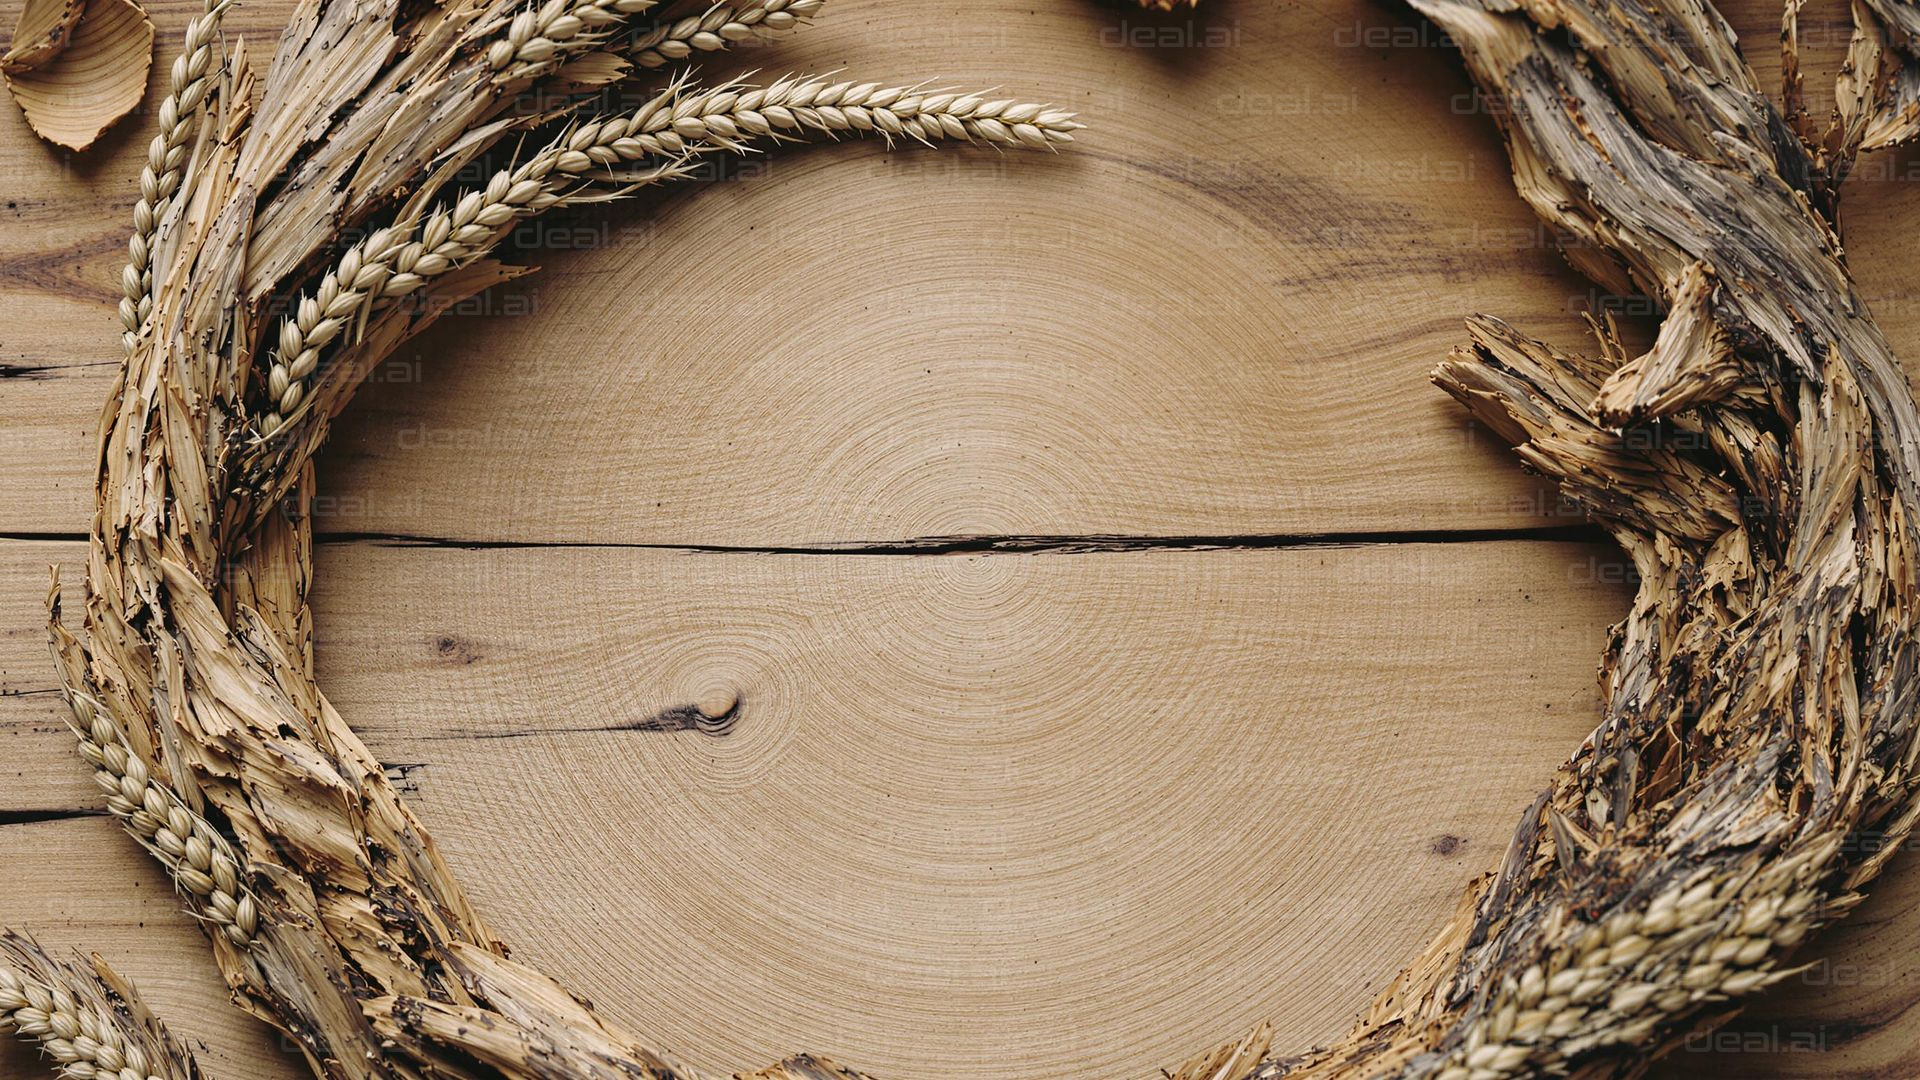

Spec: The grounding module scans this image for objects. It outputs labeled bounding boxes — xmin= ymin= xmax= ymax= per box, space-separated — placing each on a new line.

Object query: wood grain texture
xmin=3 ymin=1 xmax=1912 ymax=543
xmin=8 ymin=535 xmax=1634 ymax=1079
xmin=0 ymin=0 xmax=1624 ymax=540
xmin=3 ymin=0 xmax=1920 ymax=1078
xmin=2 ymin=533 xmax=1918 ymax=1077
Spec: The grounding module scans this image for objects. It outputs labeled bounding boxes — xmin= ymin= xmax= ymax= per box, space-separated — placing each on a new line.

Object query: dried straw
xmin=258 ymin=74 xmax=1078 ymax=431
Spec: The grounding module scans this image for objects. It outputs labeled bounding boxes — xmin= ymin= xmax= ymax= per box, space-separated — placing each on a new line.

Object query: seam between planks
xmin=0 ymin=525 xmax=1607 ymax=555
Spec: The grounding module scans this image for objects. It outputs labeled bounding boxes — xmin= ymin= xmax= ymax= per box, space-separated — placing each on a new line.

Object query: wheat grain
xmin=118 ymin=0 xmax=230 ymax=355
xmin=257 ymin=120 xmax=698 ymax=432
xmin=629 ymin=0 xmax=823 ymax=67
xmin=661 ymin=74 xmax=1085 ymax=149
xmin=257 ymin=75 xmax=1080 ymax=431
xmin=1425 ymin=877 xmax=1817 ymax=1080
xmin=61 ymin=694 xmax=256 ymax=949
xmin=486 ymin=0 xmax=661 ymax=73
xmin=0 ymin=931 xmax=199 ymax=1080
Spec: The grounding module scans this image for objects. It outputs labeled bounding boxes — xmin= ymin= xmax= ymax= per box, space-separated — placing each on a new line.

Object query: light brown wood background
xmin=2 ymin=1 xmax=1918 ymax=1078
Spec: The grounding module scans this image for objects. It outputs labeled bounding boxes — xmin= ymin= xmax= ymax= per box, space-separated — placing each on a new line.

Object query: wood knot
xmin=621 ymin=694 xmax=741 ymax=736
xmin=427 ymin=634 xmax=480 ymax=665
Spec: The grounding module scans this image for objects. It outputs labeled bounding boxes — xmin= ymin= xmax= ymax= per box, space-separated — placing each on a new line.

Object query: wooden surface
xmin=1 ymin=1 xmax=1919 ymax=1078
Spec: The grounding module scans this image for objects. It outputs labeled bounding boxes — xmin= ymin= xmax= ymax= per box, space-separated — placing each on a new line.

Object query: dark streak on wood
xmin=0 ymin=362 xmax=61 ymax=380
xmin=311 ymin=525 xmax=1610 ymax=556
xmin=0 ymin=360 xmax=124 ymax=379
xmin=383 ymin=762 xmax=426 ymax=794
xmin=0 ymin=807 xmax=104 ymax=826
xmin=430 ymin=695 xmax=742 ymax=742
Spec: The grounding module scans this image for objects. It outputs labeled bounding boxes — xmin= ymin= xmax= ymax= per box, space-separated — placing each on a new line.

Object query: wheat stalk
xmin=1427 ymin=874 xmax=1819 ymax=1080
xmin=118 ymin=0 xmax=230 ymax=355
xmin=0 ymin=932 xmax=204 ymax=1080
xmin=257 ymin=75 xmax=1080 ymax=431
xmin=664 ymin=74 xmax=1085 ymax=148
xmin=629 ymin=0 xmax=823 ymax=67
xmin=61 ymin=693 xmax=256 ymax=949
xmin=485 ymin=0 xmax=660 ymax=73
xmin=257 ymin=116 xmax=702 ymax=431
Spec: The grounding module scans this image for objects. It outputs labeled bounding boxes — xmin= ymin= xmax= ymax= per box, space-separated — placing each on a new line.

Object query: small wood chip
xmin=4 ymin=0 xmax=153 ymax=151
xmin=1 ymin=0 xmax=84 ymax=75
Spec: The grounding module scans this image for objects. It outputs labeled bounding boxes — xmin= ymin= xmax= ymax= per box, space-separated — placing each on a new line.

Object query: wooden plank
xmin=8 ymin=534 xmax=1622 ymax=1077
xmin=2 ymin=0 xmax=1614 ymax=541
xmin=2 ymin=537 xmax=1919 ymax=1076
xmin=4 ymin=821 xmax=1915 ymax=1080
xmin=308 ymin=539 xmax=1629 ymax=1079
xmin=2 ymin=0 xmax=1919 ymax=1077
xmin=4 ymin=2 xmax=1914 ymax=545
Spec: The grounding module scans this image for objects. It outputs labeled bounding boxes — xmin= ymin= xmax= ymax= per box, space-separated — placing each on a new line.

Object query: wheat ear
xmin=485 ymin=0 xmax=660 ymax=73
xmin=258 ymin=75 xmax=1080 ymax=431
xmin=0 ymin=931 xmax=203 ymax=1080
xmin=659 ymin=74 xmax=1085 ymax=149
xmin=1427 ymin=874 xmax=1817 ymax=1080
xmin=119 ymin=0 xmax=231 ymax=355
xmin=62 ymin=694 xmax=256 ymax=948
xmin=629 ymin=0 xmax=824 ymax=68
xmin=256 ymin=130 xmax=702 ymax=431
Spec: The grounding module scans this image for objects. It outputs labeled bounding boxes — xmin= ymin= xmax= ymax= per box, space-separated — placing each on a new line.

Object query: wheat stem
xmin=257 ymin=75 xmax=1080 ymax=432
xmin=119 ymin=0 xmax=231 ymax=355
xmin=62 ymin=695 xmax=256 ymax=949
xmin=256 ymin=112 xmax=700 ymax=432
xmin=629 ymin=0 xmax=823 ymax=68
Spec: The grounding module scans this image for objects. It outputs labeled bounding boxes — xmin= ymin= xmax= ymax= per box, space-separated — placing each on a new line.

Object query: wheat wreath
xmin=8 ymin=0 xmax=1919 ymax=1077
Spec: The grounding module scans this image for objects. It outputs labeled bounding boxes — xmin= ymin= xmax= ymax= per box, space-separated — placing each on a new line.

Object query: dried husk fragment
xmin=1589 ymin=262 xmax=1743 ymax=428
xmin=1 ymin=0 xmax=83 ymax=75
xmin=3 ymin=0 xmax=153 ymax=150
xmin=1857 ymin=0 xmax=1920 ymax=149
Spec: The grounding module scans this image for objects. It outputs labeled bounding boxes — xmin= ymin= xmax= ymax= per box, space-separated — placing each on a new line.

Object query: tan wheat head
xmin=0 ymin=931 xmax=203 ymax=1080
xmin=62 ymin=694 xmax=256 ymax=948
xmin=485 ymin=0 xmax=660 ymax=72
xmin=118 ymin=0 xmax=230 ymax=355
xmin=257 ymin=74 xmax=1079 ymax=431
xmin=628 ymin=0 xmax=825 ymax=67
